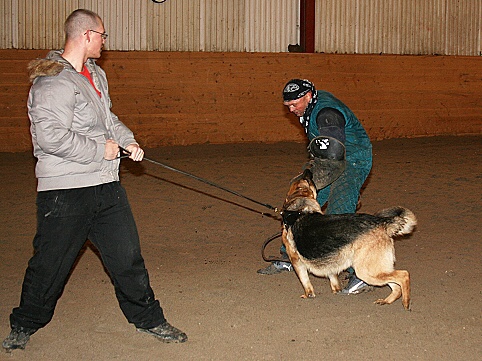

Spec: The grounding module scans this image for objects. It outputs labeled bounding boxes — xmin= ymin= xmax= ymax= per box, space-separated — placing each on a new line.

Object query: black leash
xmin=119 ymin=148 xmax=279 ymax=213
xmin=261 ymin=231 xmax=286 ymax=262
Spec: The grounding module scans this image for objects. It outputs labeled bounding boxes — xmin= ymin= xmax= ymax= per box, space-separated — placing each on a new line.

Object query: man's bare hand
xmin=125 ymin=143 xmax=144 ymax=161
xmin=104 ymin=139 xmax=119 ymax=160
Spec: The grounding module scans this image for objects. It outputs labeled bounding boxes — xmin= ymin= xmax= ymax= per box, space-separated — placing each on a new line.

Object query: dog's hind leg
xmin=376 ymin=270 xmax=410 ymax=311
xmin=374 ymin=282 xmax=402 ymax=305
xmin=367 ymin=270 xmax=411 ymax=310
xmin=327 ymin=274 xmax=342 ymax=293
xmin=353 ymin=233 xmax=411 ymax=309
xmin=400 ymin=271 xmax=411 ymax=310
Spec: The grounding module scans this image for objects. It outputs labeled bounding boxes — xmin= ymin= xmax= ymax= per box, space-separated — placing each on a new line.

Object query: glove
xmin=304 ymin=157 xmax=346 ymax=190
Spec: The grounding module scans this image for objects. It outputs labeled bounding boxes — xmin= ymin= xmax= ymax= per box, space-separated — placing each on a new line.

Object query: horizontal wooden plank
xmin=1 ymin=50 xmax=480 ymax=152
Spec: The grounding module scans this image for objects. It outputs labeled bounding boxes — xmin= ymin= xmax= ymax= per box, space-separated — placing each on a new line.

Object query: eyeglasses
xmin=85 ymin=29 xmax=108 ymax=40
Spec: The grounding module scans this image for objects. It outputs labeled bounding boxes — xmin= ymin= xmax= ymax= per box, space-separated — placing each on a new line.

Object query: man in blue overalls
xmin=258 ymin=79 xmax=373 ymax=295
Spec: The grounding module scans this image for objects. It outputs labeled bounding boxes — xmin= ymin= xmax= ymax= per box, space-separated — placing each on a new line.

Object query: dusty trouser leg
xmin=88 ymin=182 xmax=165 ymax=329
xmin=315 ymin=185 xmax=331 ymax=212
xmin=4 ymin=188 xmax=98 ymax=351
xmin=317 ymin=157 xmax=371 ymax=215
xmin=9 ymin=189 xmax=95 ymax=331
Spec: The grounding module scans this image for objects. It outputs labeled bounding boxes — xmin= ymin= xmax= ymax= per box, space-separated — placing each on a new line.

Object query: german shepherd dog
xmin=281 ymin=169 xmax=416 ymax=310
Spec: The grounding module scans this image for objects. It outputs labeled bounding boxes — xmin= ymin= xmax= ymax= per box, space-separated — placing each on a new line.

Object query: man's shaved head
xmin=64 ymin=9 xmax=102 ymax=41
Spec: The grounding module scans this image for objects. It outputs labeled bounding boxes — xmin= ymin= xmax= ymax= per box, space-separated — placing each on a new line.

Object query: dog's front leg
xmin=293 ymin=261 xmax=316 ymax=298
xmin=282 ymin=229 xmax=315 ymax=298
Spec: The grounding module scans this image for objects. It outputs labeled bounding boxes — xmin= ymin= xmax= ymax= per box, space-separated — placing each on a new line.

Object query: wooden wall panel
xmin=0 ymin=49 xmax=480 ymax=152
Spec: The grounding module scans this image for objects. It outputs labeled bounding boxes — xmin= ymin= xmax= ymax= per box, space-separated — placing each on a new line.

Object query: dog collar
xmin=281 ymin=210 xmax=304 ymax=227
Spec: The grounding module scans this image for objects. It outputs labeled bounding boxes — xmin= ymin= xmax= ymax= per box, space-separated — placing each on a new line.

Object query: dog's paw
xmin=402 ymin=302 xmax=411 ymax=311
xmin=374 ymin=298 xmax=388 ymax=305
xmin=301 ymin=293 xmax=316 ymax=299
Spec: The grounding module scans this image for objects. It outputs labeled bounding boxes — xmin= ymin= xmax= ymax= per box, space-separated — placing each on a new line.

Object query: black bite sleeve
xmin=316 ymin=107 xmax=346 ymax=144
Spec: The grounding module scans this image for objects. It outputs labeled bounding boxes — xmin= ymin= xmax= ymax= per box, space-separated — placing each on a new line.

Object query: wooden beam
xmin=300 ymin=0 xmax=316 ymax=53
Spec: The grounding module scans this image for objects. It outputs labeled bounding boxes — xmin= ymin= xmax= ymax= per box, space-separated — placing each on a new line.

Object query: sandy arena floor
xmin=0 ymin=135 xmax=481 ymax=361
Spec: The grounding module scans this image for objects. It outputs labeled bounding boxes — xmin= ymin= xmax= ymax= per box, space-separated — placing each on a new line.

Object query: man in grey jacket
xmin=2 ymin=9 xmax=187 ymax=352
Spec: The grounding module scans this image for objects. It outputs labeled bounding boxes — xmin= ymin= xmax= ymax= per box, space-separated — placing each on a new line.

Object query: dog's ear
xmin=302 ymin=168 xmax=313 ymax=181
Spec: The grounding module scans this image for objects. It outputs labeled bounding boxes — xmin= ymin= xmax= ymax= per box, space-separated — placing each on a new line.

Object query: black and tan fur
xmin=281 ymin=169 xmax=416 ymax=310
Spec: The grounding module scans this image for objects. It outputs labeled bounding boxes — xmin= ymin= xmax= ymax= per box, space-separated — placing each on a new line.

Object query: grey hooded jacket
xmin=27 ymin=50 xmax=137 ymax=191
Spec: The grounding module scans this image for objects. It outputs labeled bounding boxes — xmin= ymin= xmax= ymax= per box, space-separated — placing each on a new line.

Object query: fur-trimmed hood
xmin=27 ymin=50 xmax=75 ymax=83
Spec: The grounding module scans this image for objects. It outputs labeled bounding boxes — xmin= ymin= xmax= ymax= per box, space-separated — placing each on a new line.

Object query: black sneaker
xmin=137 ymin=321 xmax=187 ymax=343
xmin=2 ymin=327 xmax=36 ymax=352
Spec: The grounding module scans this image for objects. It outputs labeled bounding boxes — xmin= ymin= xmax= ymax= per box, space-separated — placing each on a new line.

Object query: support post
xmin=300 ymin=0 xmax=316 ymax=53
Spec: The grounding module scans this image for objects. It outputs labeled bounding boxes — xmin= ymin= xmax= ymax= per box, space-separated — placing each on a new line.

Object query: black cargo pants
xmin=9 ymin=182 xmax=165 ymax=332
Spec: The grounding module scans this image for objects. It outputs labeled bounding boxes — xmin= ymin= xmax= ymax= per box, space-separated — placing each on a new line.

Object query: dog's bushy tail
xmin=375 ymin=206 xmax=417 ymax=237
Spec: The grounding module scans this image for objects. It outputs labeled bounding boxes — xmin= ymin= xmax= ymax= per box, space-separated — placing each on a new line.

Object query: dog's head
xmin=281 ymin=169 xmax=322 ymax=215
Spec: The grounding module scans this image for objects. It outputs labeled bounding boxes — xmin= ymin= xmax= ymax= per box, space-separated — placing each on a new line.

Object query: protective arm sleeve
xmin=305 ymin=108 xmax=347 ymax=188
xmin=315 ymin=107 xmax=346 ymax=143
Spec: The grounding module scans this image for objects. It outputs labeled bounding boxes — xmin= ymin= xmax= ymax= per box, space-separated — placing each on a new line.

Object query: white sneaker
xmin=339 ymin=275 xmax=373 ymax=294
xmin=257 ymin=261 xmax=292 ymax=275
